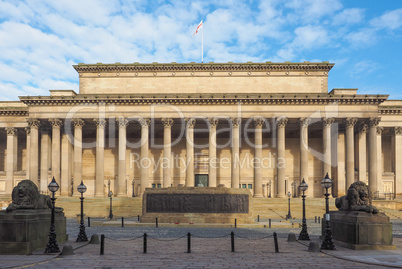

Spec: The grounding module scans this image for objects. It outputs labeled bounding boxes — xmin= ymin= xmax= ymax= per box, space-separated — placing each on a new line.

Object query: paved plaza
xmin=1 ymin=219 xmax=402 ymax=268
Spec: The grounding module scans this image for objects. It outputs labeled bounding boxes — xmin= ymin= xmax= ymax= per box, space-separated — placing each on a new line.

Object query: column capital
xmin=162 ymin=118 xmax=174 ymax=128
xmin=377 ymin=126 xmax=384 ymax=135
xmin=93 ymin=118 xmax=107 ymax=128
xmin=117 ymin=118 xmax=129 ymax=128
xmin=186 ymin=118 xmax=196 ymax=128
xmin=394 ymin=126 xmax=402 ymax=135
xmin=368 ymin=117 xmax=380 ymax=128
xmin=5 ymin=127 xmax=17 ymax=136
xmin=358 ymin=122 xmax=368 ymax=133
xmin=276 ymin=117 xmax=288 ymax=128
xmin=72 ymin=118 xmax=85 ymax=128
xmin=25 ymin=127 xmax=31 ymax=135
xmin=139 ymin=118 xmax=151 ymax=128
xmin=208 ymin=118 xmax=219 ymax=128
xmin=253 ymin=117 xmax=265 ymax=128
xmin=27 ymin=118 xmax=41 ymax=129
xmin=299 ymin=117 xmax=311 ymax=128
xmin=322 ymin=118 xmax=334 ymax=128
xmin=231 ymin=118 xmax=241 ymax=128
xmin=345 ymin=118 xmax=358 ymax=127
xmin=49 ymin=118 xmax=63 ymax=129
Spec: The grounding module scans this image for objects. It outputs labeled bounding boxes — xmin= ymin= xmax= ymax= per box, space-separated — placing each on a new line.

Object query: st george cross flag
xmin=193 ymin=20 xmax=203 ymax=36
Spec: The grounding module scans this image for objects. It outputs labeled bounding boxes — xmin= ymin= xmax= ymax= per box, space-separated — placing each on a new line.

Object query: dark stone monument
xmin=325 ymin=181 xmax=395 ymax=250
xmin=0 ymin=180 xmax=67 ymax=254
xmin=141 ymin=187 xmax=254 ymax=224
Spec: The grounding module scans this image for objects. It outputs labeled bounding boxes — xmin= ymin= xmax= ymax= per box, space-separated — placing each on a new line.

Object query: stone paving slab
xmin=2 ymin=219 xmax=402 ymax=268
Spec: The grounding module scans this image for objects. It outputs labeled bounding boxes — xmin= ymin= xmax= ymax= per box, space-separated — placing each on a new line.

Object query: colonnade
xmin=1 ymin=116 xmax=399 ymax=198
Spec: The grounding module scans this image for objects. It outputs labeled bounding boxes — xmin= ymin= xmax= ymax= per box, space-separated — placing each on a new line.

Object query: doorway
xmin=195 ymin=174 xmax=209 ymax=187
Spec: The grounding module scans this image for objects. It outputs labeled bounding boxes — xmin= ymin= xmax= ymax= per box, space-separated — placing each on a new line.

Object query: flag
xmin=192 ymin=20 xmax=203 ymax=36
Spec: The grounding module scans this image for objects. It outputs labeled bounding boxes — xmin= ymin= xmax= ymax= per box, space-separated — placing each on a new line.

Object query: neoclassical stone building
xmin=0 ymin=62 xmax=401 ymax=199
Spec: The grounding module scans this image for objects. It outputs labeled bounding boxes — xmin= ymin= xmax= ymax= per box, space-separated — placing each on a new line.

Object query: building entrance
xmin=195 ymin=174 xmax=208 ymax=187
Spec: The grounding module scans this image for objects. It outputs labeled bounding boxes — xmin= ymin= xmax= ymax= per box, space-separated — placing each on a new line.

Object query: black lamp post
xmin=132 ymin=180 xmax=135 ymax=197
xmin=321 ymin=173 xmax=336 ymax=250
xmin=108 ymin=190 xmax=113 ymax=220
xmin=76 ymin=180 xmax=88 ymax=242
xmin=268 ymin=180 xmax=271 ymax=198
xmin=285 ymin=191 xmax=292 ymax=220
xmin=298 ymin=178 xmax=310 ymax=240
xmin=45 ymin=177 xmax=60 ymax=253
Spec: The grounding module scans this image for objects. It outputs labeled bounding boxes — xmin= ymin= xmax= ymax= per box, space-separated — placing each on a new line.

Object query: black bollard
xmin=122 ymin=217 xmax=124 ymax=227
xmin=258 ymin=215 xmax=260 ymax=222
xmin=315 ymin=216 xmax=317 ymax=223
xmin=231 ymin=231 xmax=235 ymax=252
xmin=156 ymin=217 xmax=158 ymax=228
xmin=318 ymin=216 xmax=320 ymax=224
xmin=138 ymin=215 xmax=140 ymax=221
xmin=269 ymin=219 xmax=271 ymax=228
xmin=235 ymin=218 xmax=237 ymax=228
xmin=100 ymin=234 xmax=105 ymax=255
xmin=187 ymin=232 xmax=191 ymax=253
xmin=88 ymin=217 xmax=91 ymax=227
xmin=273 ymin=232 xmax=279 ymax=253
xmin=143 ymin=233 xmax=147 ymax=254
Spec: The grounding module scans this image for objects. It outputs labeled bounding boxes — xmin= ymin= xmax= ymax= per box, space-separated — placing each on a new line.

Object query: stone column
xmin=358 ymin=123 xmax=367 ymax=182
xmin=394 ymin=127 xmax=402 ymax=198
xmin=186 ymin=119 xmax=196 ymax=187
xmin=322 ymin=118 xmax=334 ymax=178
xmin=208 ymin=118 xmax=219 ymax=187
xmin=139 ymin=118 xmax=150 ymax=196
xmin=49 ymin=119 xmax=63 ymax=190
xmin=253 ymin=117 xmax=264 ymax=198
xmin=25 ymin=127 xmax=30 ymax=179
xmin=299 ymin=118 xmax=311 ymax=196
xmin=94 ymin=118 xmax=106 ymax=197
xmin=345 ymin=118 xmax=357 ymax=190
xmin=61 ymin=131 xmax=72 ymax=196
xmin=377 ymin=126 xmax=383 ymax=194
xmin=27 ymin=118 xmax=40 ymax=187
xmin=162 ymin=118 xmax=174 ymax=188
xmin=40 ymin=126 xmax=50 ymax=193
xmin=117 ymin=118 xmax=129 ymax=196
xmin=231 ymin=118 xmax=241 ymax=188
xmin=5 ymin=128 xmax=17 ymax=194
xmin=276 ymin=117 xmax=288 ymax=198
xmin=368 ymin=118 xmax=380 ymax=194
xmin=72 ymin=119 xmax=85 ymax=197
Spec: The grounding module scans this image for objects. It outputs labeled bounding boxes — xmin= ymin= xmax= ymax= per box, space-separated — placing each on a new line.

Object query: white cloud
xmin=370 ymin=8 xmax=402 ymax=30
xmin=332 ymin=8 xmax=365 ymax=25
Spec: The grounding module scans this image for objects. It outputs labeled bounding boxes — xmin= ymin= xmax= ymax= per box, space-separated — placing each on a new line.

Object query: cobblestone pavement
xmin=1 ymin=218 xmax=402 ymax=268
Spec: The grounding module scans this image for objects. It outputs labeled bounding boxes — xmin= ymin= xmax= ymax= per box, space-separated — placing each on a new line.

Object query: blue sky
xmin=0 ymin=0 xmax=402 ymax=101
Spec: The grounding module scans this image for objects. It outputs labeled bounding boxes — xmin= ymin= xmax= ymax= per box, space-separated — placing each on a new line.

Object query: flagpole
xmin=201 ymin=22 xmax=204 ymax=63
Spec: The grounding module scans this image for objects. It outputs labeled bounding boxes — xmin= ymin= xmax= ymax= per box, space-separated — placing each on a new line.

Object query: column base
xmin=94 ymin=194 xmax=104 ymax=197
xmin=253 ymin=194 xmax=263 ymax=198
xmin=276 ymin=194 xmax=286 ymax=198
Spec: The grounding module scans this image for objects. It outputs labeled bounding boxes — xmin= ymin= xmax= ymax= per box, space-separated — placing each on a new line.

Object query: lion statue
xmin=335 ymin=181 xmax=379 ymax=214
xmin=6 ymin=180 xmax=52 ymax=212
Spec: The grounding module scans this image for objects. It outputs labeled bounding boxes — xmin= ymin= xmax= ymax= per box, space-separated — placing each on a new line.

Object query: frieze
xmin=146 ymin=193 xmax=249 ymax=214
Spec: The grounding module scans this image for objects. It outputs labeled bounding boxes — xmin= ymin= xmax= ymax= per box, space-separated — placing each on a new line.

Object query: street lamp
xmin=321 ymin=173 xmax=336 ymax=250
xmin=285 ymin=191 xmax=292 ymax=220
xmin=132 ymin=180 xmax=135 ymax=197
xmin=108 ymin=190 xmax=113 ymax=220
xmin=298 ymin=178 xmax=310 ymax=241
xmin=268 ymin=180 xmax=272 ymax=198
xmin=45 ymin=177 xmax=60 ymax=253
xmin=76 ymin=180 xmax=88 ymax=242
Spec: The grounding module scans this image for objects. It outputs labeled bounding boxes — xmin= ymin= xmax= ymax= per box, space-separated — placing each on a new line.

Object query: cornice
xmin=379 ymin=106 xmax=402 ymax=115
xmin=0 ymin=107 xmax=28 ymax=116
xmin=73 ymin=62 xmax=334 ymax=73
xmin=18 ymin=93 xmax=389 ymax=106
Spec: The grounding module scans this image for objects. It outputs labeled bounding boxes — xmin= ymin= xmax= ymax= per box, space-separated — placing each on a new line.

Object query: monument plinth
xmin=141 ymin=187 xmax=254 ymax=224
xmin=329 ymin=211 xmax=394 ymax=250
